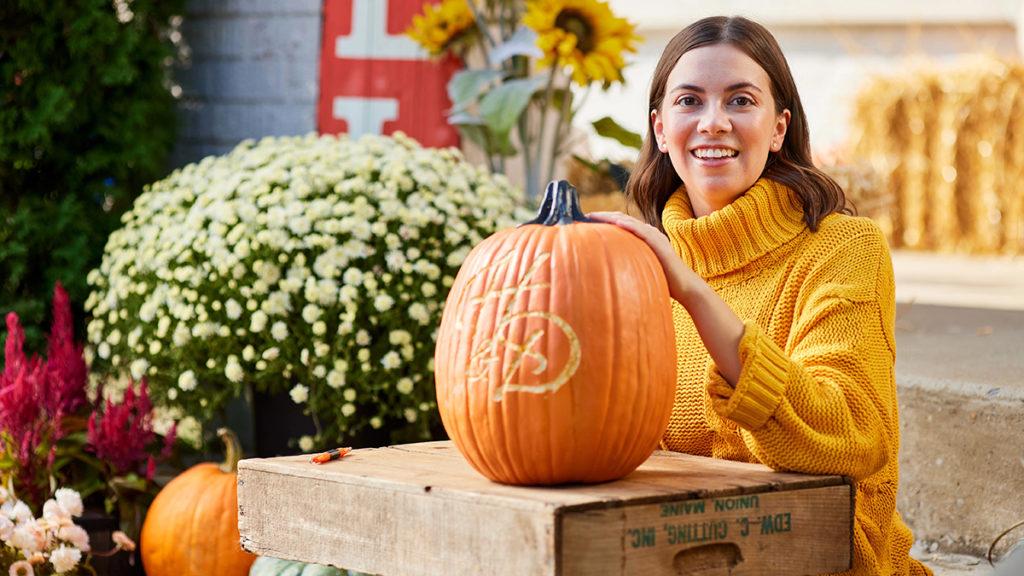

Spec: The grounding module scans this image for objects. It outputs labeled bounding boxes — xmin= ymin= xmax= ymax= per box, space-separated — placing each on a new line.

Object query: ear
xmin=772 ymin=109 xmax=791 ymax=151
xmin=651 ymin=109 xmax=666 ymax=152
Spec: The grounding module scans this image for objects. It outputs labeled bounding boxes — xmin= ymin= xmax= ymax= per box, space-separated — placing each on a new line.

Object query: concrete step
xmin=890 ymin=251 xmax=1024 ymax=569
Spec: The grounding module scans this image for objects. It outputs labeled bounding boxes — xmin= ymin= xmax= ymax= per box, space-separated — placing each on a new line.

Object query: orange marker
xmin=310 ymin=447 xmax=352 ymax=464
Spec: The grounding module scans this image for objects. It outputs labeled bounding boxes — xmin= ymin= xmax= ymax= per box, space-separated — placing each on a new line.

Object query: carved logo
xmin=460 ymin=251 xmax=581 ymax=402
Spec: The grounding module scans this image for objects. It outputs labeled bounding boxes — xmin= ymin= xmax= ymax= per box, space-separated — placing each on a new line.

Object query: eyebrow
xmin=670 ymin=82 xmax=763 ymax=94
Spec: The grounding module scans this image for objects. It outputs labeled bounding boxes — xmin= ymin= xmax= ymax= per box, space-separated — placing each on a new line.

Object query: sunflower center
xmin=555 ymin=10 xmax=594 ymax=53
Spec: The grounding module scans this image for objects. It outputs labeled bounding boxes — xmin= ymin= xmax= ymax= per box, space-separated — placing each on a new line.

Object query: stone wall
xmin=170 ymin=0 xmax=322 ymax=168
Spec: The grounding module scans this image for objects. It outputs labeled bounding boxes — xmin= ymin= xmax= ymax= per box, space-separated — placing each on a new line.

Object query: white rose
xmin=327 ymin=370 xmax=346 ymax=389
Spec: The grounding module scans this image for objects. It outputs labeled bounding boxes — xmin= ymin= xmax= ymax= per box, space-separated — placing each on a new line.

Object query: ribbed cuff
xmin=707 ymin=321 xmax=789 ymax=430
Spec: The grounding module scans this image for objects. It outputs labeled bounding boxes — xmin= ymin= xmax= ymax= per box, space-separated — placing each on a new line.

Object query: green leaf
xmin=479 ymin=76 xmax=546 ymax=143
xmin=447 ymin=70 xmax=503 ymax=113
xmin=592 ymin=116 xmax=643 ymax=150
xmin=489 ymin=26 xmax=542 ymax=64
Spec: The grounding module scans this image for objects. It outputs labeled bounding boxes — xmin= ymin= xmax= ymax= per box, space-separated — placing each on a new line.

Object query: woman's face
xmin=652 ymin=43 xmax=790 ymax=216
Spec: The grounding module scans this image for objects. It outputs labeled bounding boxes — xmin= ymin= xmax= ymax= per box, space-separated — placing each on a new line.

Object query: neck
xmin=685 ymin=185 xmax=746 ymax=217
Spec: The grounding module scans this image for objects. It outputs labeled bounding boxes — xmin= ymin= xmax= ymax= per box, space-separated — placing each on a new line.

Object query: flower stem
xmin=547 ymin=75 xmax=575 ymax=185
xmin=534 ymin=63 xmax=559 ymax=199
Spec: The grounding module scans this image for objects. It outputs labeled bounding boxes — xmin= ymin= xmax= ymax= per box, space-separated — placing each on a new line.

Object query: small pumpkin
xmin=141 ymin=428 xmax=256 ymax=576
xmin=249 ymin=556 xmax=345 ymax=576
xmin=435 ymin=180 xmax=676 ymax=485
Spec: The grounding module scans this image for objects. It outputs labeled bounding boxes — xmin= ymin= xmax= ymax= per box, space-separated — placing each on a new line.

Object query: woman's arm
xmin=587 ymin=211 xmax=744 ymax=385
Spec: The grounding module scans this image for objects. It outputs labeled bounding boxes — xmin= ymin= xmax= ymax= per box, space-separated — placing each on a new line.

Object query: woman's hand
xmin=587 ymin=210 xmax=745 ymax=386
xmin=587 ymin=211 xmax=697 ymax=304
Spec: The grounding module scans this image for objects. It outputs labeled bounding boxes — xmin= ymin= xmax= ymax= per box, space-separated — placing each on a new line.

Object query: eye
xmin=676 ymin=95 xmax=700 ymax=107
xmin=731 ymin=95 xmax=754 ymax=106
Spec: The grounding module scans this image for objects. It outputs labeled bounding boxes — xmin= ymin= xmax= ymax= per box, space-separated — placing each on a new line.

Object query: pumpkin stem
xmin=217 ymin=427 xmax=243 ymax=473
xmin=522 ymin=180 xmax=594 ymax=226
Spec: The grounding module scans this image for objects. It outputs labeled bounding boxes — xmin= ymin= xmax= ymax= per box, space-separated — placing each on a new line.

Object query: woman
xmin=589 ymin=16 xmax=931 ymax=576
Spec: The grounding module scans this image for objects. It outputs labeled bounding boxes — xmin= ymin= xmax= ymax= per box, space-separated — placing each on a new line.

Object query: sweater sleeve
xmin=706 ymin=230 xmax=898 ymax=482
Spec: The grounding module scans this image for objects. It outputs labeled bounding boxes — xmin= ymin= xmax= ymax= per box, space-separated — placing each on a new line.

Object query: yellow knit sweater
xmin=661 ymin=178 xmax=930 ymax=576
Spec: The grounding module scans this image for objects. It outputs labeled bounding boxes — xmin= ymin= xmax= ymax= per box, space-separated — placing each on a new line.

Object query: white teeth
xmin=693 ymin=148 xmax=737 ymax=159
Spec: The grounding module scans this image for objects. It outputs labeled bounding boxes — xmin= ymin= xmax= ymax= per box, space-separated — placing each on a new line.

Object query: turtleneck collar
xmin=661 ymin=178 xmax=807 ymax=278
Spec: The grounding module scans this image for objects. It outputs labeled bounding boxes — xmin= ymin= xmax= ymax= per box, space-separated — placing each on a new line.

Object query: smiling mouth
xmin=691 ymin=148 xmax=739 ymax=160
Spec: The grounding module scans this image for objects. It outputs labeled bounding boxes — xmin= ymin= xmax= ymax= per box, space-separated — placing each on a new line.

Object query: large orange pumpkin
xmin=435 ymin=180 xmax=676 ymax=485
xmin=141 ymin=428 xmax=255 ymax=576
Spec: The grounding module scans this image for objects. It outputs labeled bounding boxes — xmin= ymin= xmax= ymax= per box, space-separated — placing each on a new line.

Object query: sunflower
xmin=523 ymin=0 xmax=639 ymax=86
xmin=406 ymin=0 xmax=478 ymax=57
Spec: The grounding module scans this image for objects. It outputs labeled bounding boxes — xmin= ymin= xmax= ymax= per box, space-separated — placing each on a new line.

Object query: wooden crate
xmin=237 ymin=441 xmax=853 ymax=576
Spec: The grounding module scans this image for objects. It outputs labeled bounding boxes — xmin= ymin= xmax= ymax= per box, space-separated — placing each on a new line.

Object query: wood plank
xmin=560 ymin=485 xmax=852 ymax=575
xmin=237 ymin=441 xmax=853 ymax=575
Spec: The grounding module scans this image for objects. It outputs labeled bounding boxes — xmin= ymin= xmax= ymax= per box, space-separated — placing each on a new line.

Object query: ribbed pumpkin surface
xmin=141 ymin=438 xmax=255 ymax=576
xmin=435 ymin=217 xmax=676 ymax=485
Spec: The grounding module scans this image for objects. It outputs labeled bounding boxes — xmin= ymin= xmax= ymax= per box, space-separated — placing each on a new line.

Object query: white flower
xmin=129 ymin=358 xmax=150 ymax=381
xmin=178 ymin=370 xmax=198 ymax=391
xmin=225 ymin=357 xmax=244 ymax=383
xmin=58 ymin=525 xmax=90 ymax=552
xmin=341 ymin=403 xmax=356 ymax=417
xmin=225 ymin=299 xmax=243 ymax=320
xmin=343 ymin=388 xmax=356 ymax=402
xmin=290 ymin=384 xmax=309 ymax=404
xmin=421 ymin=282 xmax=437 ymax=297
xmin=302 ymin=303 xmax=322 ymax=324
xmin=54 ymin=489 xmax=83 ymax=517
xmin=408 ymin=302 xmax=430 ymax=325
xmin=250 ymin=311 xmax=268 ymax=332
xmin=242 ymin=345 xmax=256 ymax=362
xmin=271 ymin=321 xmax=288 ymax=341
xmin=4 ymin=500 xmax=31 ymax=524
xmin=9 ymin=522 xmax=41 ymax=553
xmin=312 ymin=321 xmax=327 ymax=336
xmin=342 ymin=267 xmax=364 ymax=286
xmin=404 ymin=408 xmax=418 ymax=423
xmin=374 ymin=294 xmax=394 ymax=312
xmin=381 ymin=351 xmax=402 ymax=370
xmin=97 ymin=342 xmax=111 ymax=359
xmin=314 ymin=342 xmax=330 ymax=357
xmin=0 ymin=516 xmax=13 ymax=541
xmin=8 ymin=560 xmax=32 ymax=576
xmin=262 ymin=347 xmax=280 ymax=361
xmin=49 ymin=545 xmax=82 ymax=573
xmin=396 ymin=378 xmax=414 ymax=395
xmin=355 ymin=330 xmax=371 ymax=346
xmin=370 ymin=417 xmax=383 ymax=429
xmin=298 ymin=435 xmax=315 ymax=452
xmin=41 ymin=500 xmax=66 ymax=527
xmin=389 ymin=330 xmax=411 ymax=345
xmin=357 ymin=348 xmax=370 ymax=362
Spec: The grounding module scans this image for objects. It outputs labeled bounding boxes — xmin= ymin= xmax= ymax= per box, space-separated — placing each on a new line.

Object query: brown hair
xmin=625 ymin=16 xmax=850 ymax=231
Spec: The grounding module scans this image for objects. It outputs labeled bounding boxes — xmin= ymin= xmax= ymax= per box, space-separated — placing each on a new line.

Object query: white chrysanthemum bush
xmin=85 ymin=133 xmax=528 ymax=448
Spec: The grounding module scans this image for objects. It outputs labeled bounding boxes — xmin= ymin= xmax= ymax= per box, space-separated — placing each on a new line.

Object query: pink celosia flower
xmin=111 ymin=530 xmax=135 ymax=552
xmin=43 ymin=283 xmax=88 ymax=417
xmin=87 ymin=380 xmax=175 ymax=478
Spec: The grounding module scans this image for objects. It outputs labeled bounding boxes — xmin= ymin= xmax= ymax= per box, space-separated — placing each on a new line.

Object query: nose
xmin=697 ymin=103 xmax=730 ymax=135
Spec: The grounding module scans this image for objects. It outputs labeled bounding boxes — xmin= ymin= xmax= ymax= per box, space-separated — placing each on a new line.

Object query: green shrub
xmin=0 ymin=0 xmax=185 ymax=355
xmin=85 ymin=133 xmax=530 ymax=449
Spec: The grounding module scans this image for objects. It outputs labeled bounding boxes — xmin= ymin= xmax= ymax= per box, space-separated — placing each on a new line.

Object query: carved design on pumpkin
xmin=461 ymin=250 xmax=581 ymax=401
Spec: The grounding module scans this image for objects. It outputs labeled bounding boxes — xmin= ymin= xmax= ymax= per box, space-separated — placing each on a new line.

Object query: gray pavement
xmin=890 ymin=251 xmax=1024 ymax=574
